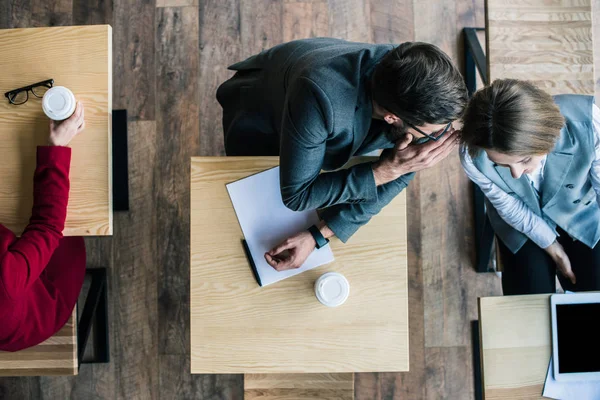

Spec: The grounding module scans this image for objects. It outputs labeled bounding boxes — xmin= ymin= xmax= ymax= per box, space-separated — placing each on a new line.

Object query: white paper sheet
xmin=226 ymin=167 xmax=334 ymax=286
xmin=543 ymin=357 xmax=600 ymax=399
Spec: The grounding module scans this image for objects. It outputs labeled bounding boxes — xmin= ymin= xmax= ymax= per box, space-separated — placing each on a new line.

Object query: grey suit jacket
xmin=217 ymin=38 xmax=415 ymax=242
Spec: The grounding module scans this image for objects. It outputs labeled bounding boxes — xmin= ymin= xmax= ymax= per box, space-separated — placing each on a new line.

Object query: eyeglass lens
xmin=8 ymin=91 xmax=28 ymax=105
xmin=31 ymin=84 xmax=51 ymax=98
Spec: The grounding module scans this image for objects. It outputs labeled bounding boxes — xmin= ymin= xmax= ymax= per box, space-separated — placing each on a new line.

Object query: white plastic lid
xmin=314 ymin=272 xmax=350 ymax=307
xmin=42 ymin=86 xmax=76 ymax=121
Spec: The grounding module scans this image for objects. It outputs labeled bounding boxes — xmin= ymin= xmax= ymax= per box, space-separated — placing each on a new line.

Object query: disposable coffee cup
xmin=314 ymin=272 xmax=350 ymax=307
xmin=42 ymin=86 xmax=76 ymax=121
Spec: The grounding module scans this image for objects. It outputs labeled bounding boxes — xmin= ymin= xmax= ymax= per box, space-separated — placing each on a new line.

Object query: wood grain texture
xmin=73 ymin=0 xmax=113 ymax=25
xmin=112 ymin=121 xmax=159 ymax=400
xmin=156 ymin=0 xmax=198 ymax=6
xmin=355 ymin=181 xmax=427 ymax=399
xmin=159 ymin=355 xmax=243 ymax=400
xmin=0 ymin=309 xmax=77 ymax=376
xmin=486 ymin=0 xmax=594 ymax=94
xmin=283 ymin=1 xmax=329 ymax=42
xmin=156 ymin=6 xmax=200 ymax=356
xmin=479 ymin=295 xmax=551 ymax=400
xmin=240 ymin=0 xmax=284 ymax=58
xmin=30 ymin=0 xmax=73 ymax=27
xmin=369 ymin=0 xmax=413 ymax=44
xmin=198 ymin=0 xmax=242 ymax=156
xmin=244 ymin=373 xmax=354 ymax=400
xmin=425 ymin=347 xmax=473 ymax=400
xmin=327 ymin=0 xmax=371 ymax=42
xmin=594 ymin=0 xmax=600 ymax=99
xmin=414 ymin=0 xmax=501 ymax=350
xmin=190 ymin=157 xmax=409 ymax=373
xmin=353 ymin=3 xmax=425 ymax=392
xmin=112 ymin=0 xmax=155 ymax=119
xmin=0 ymin=25 xmax=113 ymax=236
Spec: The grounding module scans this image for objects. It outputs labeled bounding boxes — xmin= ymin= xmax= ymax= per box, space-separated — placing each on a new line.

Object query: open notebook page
xmin=226 ymin=167 xmax=334 ymax=286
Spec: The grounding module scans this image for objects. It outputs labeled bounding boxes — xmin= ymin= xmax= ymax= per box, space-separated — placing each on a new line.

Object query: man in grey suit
xmin=217 ymin=38 xmax=467 ymax=271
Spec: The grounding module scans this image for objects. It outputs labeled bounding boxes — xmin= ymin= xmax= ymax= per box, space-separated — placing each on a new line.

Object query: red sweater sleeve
xmin=0 ymin=146 xmax=71 ymax=300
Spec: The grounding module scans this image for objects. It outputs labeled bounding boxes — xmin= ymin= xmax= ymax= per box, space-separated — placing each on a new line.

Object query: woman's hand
xmin=264 ymin=230 xmax=317 ymax=271
xmin=545 ymin=240 xmax=576 ymax=285
xmin=48 ymin=102 xmax=85 ymax=147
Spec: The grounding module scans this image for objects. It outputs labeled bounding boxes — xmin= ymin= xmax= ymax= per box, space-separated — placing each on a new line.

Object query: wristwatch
xmin=308 ymin=225 xmax=329 ymax=249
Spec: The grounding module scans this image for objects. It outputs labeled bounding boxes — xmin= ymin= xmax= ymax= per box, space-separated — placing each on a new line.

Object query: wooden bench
xmin=0 ymin=268 xmax=109 ymax=376
xmin=0 ymin=310 xmax=78 ymax=376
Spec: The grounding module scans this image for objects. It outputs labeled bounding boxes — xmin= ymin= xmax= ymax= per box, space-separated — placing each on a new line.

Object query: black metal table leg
xmin=113 ymin=109 xmax=129 ymax=212
xmin=472 ymin=320 xmax=483 ymax=400
xmin=78 ymin=268 xmax=110 ymax=367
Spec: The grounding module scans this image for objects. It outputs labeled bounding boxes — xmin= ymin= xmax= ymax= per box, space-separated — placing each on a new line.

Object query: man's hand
xmin=265 ymin=221 xmax=334 ymax=271
xmin=372 ymin=128 xmax=459 ymax=186
xmin=545 ymin=240 xmax=576 ymax=285
xmin=48 ymin=102 xmax=85 ymax=147
xmin=265 ymin=230 xmax=317 ymax=271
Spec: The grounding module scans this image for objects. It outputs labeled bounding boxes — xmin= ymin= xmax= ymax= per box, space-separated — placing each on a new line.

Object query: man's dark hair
xmin=371 ymin=42 xmax=468 ymax=126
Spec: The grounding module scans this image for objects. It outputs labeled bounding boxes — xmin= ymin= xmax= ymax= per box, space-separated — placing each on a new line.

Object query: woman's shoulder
xmin=553 ymin=94 xmax=594 ymax=123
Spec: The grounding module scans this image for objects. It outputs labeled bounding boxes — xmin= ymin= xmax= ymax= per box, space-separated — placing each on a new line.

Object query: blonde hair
xmin=461 ymin=79 xmax=565 ymax=158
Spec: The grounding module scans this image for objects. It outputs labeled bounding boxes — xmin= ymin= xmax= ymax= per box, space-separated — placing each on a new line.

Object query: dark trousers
xmin=498 ymin=228 xmax=600 ymax=295
xmin=217 ymin=71 xmax=280 ymax=156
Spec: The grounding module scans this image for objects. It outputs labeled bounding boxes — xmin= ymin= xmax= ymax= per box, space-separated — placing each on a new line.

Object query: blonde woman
xmin=460 ymin=79 xmax=600 ymax=295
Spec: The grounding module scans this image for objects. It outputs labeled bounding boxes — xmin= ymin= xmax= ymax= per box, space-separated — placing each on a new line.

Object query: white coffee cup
xmin=42 ymin=86 xmax=76 ymax=121
xmin=314 ymin=272 xmax=350 ymax=307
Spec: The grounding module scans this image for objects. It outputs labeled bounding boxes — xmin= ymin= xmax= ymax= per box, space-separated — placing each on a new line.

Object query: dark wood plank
xmin=369 ymin=0 xmax=414 ymax=44
xmin=425 ymin=347 xmax=473 ymax=400
xmin=84 ymin=237 xmax=118 ymax=400
xmin=282 ymin=0 xmax=329 ymax=42
xmin=327 ymin=0 xmax=371 ymax=42
xmin=155 ymin=5 xmax=200 ymax=356
xmin=30 ymin=0 xmax=73 ymax=26
xmin=0 ymin=377 xmax=37 ymax=400
xmin=355 ymin=181 xmax=427 ymax=400
xmin=414 ymin=0 xmax=501 ymax=350
xmin=413 ymin=0 xmax=457 ymax=57
xmin=112 ymin=121 xmax=159 ymax=400
xmin=72 ymin=0 xmax=113 ymax=26
xmin=159 ymin=355 xmax=243 ymax=400
xmin=112 ymin=0 xmax=155 ymax=120
xmin=198 ymin=0 xmax=242 ymax=156
xmin=8 ymin=1 xmax=31 ymax=28
xmin=354 ymin=4 xmax=426 ymax=398
xmin=240 ymin=0 xmax=284 ymax=58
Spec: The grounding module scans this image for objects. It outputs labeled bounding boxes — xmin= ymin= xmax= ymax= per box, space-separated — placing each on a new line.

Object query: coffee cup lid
xmin=42 ymin=86 xmax=76 ymax=121
xmin=315 ymin=272 xmax=350 ymax=307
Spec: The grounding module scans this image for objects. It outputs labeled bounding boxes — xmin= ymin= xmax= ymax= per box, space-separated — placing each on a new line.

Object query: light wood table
xmin=190 ymin=157 xmax=409 ymax=374
xmin=0 ymin=25 xmax=113 ymax=236
xmin=0 ymin=309 xmax=77 ymax=376
xmin=486 ymin=0 xmax=594 ymax=95
xmin=479 ymin=295 xmax=551 ymax=400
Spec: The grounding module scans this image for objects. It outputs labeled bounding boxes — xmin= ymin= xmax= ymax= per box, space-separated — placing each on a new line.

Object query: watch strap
xmin=308 ymin=225 xmax=329 ymax=249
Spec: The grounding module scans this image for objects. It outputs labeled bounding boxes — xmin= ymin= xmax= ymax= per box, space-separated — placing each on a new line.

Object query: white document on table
xmin=543 ymin=357 xmax=600 ymax=399
xmin=226 ymin=166 xmax=334 ymax=287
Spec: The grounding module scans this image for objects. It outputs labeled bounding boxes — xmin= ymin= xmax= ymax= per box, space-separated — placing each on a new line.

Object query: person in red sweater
xmin=0 ymin=103 xmax=86 ymax=352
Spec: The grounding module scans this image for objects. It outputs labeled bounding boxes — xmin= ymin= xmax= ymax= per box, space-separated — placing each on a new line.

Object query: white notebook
xmin=543 ymin=357 xmax=600 ymax=399
xmin=226 ymin=167 xmax=334 ymax=286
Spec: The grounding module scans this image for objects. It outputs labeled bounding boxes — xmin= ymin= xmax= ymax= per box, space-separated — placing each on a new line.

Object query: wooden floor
xmin=0 ymin=0 xmax=501 ymax=399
